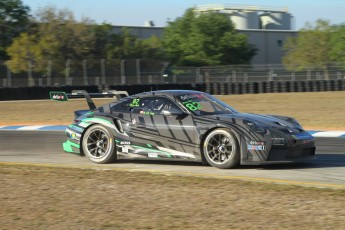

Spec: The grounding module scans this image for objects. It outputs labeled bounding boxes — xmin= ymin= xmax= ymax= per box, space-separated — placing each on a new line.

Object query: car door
xmin=128 ymin=96 xmax=199 ymax=160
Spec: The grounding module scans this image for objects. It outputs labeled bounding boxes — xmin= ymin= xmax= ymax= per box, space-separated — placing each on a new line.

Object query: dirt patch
xmin=0 ymin=165 xmax=344 ymax=229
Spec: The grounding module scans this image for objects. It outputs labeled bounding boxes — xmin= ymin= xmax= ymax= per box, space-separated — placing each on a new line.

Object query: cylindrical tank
xmin=260 ymin=12 xmax=292 ymax=30
xmin=228 ymin=11 xmax=259 ymax=30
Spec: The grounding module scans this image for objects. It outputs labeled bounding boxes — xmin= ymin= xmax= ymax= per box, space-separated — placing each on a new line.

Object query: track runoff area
xmin=0 ymin=128 xmax=344 ymax=189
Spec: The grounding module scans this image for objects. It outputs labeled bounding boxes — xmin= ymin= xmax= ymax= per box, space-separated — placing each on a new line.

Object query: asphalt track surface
xmin=0 ymin=130 xmax=344 ymax=189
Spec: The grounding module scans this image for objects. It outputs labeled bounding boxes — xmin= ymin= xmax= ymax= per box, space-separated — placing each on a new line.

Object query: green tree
xmin=329 ymin=24 xmax=345 ymax=68
xmin=283 ymin=19 xmax=333 ymax=73
xmin=5 ymin=33 xmax=42 ymax=73
xmin=162 ymin=8 xmax=256 ymax=66
xmin=140 ymin=35 xmax=164 ymax=60
xmin=0 ymin=0 xmax=30 ymax=59
xmin=6 ymin=6 xmax=96 ymax=74
xmin=105 ymin=28 xmax=142 ymax=59
xmin=91 ymin=23 xmax=119 ymax=59
xmin=103 ymin=28 xmax=164 ymax=60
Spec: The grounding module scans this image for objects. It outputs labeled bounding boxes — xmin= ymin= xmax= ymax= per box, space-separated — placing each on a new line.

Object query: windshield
xmin=176 ymin=92 xmax=238 ymax=116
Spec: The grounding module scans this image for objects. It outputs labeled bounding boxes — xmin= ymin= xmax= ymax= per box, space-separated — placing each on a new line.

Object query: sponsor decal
xmin=66 ymin=128 xmax=80 ymax=141
xmin=247 ymin=141 xmax=266 ymax=151
xmin=120 ymin=141 xmax=131 ymax=145
xmin=130 ymin=98 xmax=140 ymax=107
xmin=271 ymin=137 xmax=284 ymax=141
xmin=182 ymin=100 xmax=202 ymax=111
xmin=178 ymin=94 xmax=204 ymax=101
xmin=157 ymin=146 xmax=196 ymax=159
xmin=52 ymin=94 xmax=65 ymax=100
xmin=271 ymin=137 xmax=285 ymax=145
xmin=139 ymin=111 xmax=154 ymax=115
xmin=120 ymin=146 xmax=129 ymax=153
xmin=49 ymin=91 xmax=68 ymax=101
xmin=148 ymin=152 xmax=158 ymax=158
xmin=71 ymin=132 xmax=77 ymax=139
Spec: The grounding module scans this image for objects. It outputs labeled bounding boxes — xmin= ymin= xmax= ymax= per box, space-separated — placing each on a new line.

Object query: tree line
xmin=1 ymin=0 xmax=257 ymax=75
xmin=1 ymin=0 xmax=345 ymax=75
xmin=283 ymin=19 xmax=345 ymax=73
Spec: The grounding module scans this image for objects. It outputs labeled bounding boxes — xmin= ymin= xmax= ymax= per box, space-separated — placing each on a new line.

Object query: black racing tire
xmin=82 ymin=124 xmax=116 ymax=164
xmin=202 ymin=129 xmax=240 ymax=169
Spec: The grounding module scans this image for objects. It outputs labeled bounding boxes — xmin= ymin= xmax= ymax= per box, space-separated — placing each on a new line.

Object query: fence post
xmin=291 ymin=72 xmax=295 ymax=81
xmin=173 ymin=75 xmax=177 ymax=83
xmin=66 ymin=59 xmax=70 ymax=85
xmin=226 ymin=75 xmax=231 ymax=82
xmin=316 ymin=72 xmax=321 ymax=80
xmin=47 ymin=60 xmax=51 ymax=86
xmin=268 ymin=70 xmax=274 ymax=81
xmin=337 ymin=72 xmax=342 ymax=80
xmin=121 ymin=59 xmax=126 ymax=84
xmin=232 ymin=70 xmax=236 ymax=82
xmin=244 ymin=72 xmax=248 ymax=82
xmin=101 ymin=59 xmax=106 ymax=85
xmin=136 ymin=59 xmax=141 ymax=84
xmin=6 ymin=65 xmax=11 ymax=87
xmin=196 ymin=67 xmax=201 ymax=83
xmin=27 ymin=61 xmax=34 ymax=87
xmin=82 ymin=60 xmax=88 ymax=85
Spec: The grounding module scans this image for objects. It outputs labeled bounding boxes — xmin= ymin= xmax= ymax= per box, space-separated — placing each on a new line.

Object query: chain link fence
xmin=1 ymin=59 xmax=345 ymax=88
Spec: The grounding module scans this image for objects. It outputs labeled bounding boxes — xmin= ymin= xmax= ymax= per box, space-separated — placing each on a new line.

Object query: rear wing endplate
xmin=49 ymin=90 xmax=129 ymax=110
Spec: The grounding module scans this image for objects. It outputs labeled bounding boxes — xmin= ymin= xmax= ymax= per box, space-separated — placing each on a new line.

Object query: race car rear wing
xmin=49 ymin=90 xmax=129 ymax=110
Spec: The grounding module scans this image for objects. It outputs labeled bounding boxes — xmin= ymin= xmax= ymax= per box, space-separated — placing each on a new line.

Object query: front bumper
xmin=63 ymin=139 xmax=81 ymax=154
xmin=267 ymin=146 xmax=316 ymax=161
xmin=242 ymin=130 xmax=316 ymax=165
xmin=62 ymin=125 xmax=83 ymax=154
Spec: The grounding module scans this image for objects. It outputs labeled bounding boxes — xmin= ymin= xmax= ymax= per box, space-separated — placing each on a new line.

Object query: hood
xmin=216 ymin=113 xmax=303 ymax=131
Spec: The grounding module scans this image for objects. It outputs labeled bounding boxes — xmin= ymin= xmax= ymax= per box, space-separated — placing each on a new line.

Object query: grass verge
xmin=0 ymin=164 xmax=344 ymax=229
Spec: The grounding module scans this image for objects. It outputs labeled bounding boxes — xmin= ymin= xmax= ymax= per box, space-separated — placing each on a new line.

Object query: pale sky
xmin=22 ymin=0 xmax=345 ymax=30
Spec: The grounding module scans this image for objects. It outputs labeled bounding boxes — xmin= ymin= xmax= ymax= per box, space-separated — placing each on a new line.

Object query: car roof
xmin=133 ymin=90 xmax=206 ymax=98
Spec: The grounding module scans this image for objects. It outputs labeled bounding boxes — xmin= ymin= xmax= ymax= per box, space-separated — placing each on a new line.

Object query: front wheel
xmin=203 ymin=129 xmax=240 ymax=169
xmin=82 ymin=124 xmax=116 ymax=164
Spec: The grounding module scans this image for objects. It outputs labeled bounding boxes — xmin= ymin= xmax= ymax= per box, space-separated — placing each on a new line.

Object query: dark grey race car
xmin=51 ymin=90 xmax=316 ymax=169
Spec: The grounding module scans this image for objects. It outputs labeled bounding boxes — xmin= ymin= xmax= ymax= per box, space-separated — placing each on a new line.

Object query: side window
xmin=130 ymin=97 xmax=183 ymax=115
xmin=111 ymin=99 xmax=132 ymax=113
xmin=130 ymin=97 xmax=156 ymax=115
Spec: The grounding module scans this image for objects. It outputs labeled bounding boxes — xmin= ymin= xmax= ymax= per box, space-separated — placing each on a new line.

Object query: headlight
xmin=243 ymin=120 xmax=267 ymax=134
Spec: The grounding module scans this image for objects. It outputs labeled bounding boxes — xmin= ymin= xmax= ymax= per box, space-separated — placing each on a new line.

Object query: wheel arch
xmin=79 ymin=118 xmax=119 ymax=156
xmin=199 ymin=125 xmax=242 ymax=164
xmin=80 ymin=122 xmax=117 ymax=163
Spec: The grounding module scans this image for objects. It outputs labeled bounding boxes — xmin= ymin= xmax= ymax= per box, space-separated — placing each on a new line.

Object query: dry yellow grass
xmin=0 ymin=165 xmax=344 ymax=229
xmin=0 ymin=91 xmax=344 ymax=130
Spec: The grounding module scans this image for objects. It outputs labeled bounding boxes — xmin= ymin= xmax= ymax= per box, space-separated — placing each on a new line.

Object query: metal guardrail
xmin=1 ymin=80 xmax=344 ymax=101
xmin=1 ymin=60 xmax=345 ymax=88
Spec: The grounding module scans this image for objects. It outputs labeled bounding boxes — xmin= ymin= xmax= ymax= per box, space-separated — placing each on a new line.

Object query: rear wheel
xmin=82 ymin=124 xmax=116 ymax=164
xmin=203 ymin=129 xmax=240 ymax=169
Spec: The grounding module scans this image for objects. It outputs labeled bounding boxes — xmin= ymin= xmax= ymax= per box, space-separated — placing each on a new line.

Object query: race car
xmin=50 ymin=90 xmax=316 ymax=169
